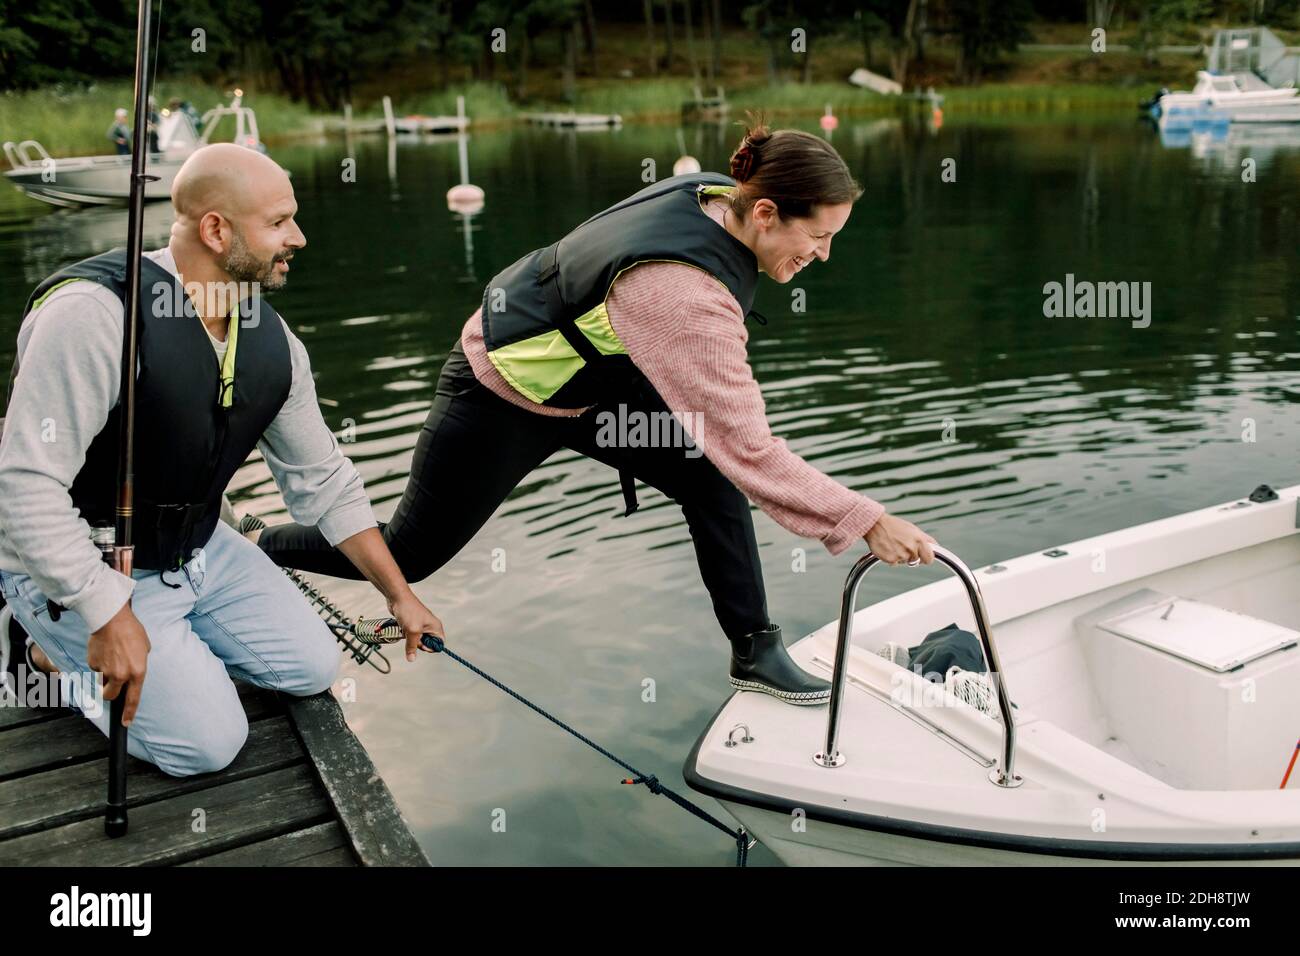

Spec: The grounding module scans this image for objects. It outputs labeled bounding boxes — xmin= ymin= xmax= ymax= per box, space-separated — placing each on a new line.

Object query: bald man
xmin=0 ymin=144 xmax=444 ymax=777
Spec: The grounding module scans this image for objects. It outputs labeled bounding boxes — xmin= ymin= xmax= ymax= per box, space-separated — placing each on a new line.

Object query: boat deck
xmin=0 ymin=679 xmax=429 ymax=866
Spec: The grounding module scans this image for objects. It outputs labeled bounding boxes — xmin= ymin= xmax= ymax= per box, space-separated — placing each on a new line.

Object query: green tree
xmin=1133 ymin=0 xmax=1211 ymax=65
xmin=0 ymin=0 xmax=134 ymax=88
xmin=938 ymin=0 xmax=1034 ymax=83
xmin=861 ymin=0 xmax=923 ymax=87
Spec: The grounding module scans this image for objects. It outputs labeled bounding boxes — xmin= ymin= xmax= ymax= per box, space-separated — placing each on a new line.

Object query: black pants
xmin=257 ymin=343 xmax=770 ymax=642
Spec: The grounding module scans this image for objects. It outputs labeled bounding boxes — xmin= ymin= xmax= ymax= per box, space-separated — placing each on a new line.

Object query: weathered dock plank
xmin=0 ymin=716 xmax=304 ymax=841
xmin=0 ymin=657 xmax=429 ymax=865
xmin=285 ymin=693 xmax=430 ymax=866
xmin=0 ymin=763 xmax=332 ymax=867
xmin=183 ymin=820 xmax=356 ymax=866
xmin=0 ymin=699 xmax=63 ymax=730
xmin=0 ymin=683 xmax=281 ymax=781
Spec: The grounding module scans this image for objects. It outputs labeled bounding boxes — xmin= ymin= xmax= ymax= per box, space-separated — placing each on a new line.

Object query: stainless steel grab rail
xmin=812 ymin=546 xmax=1023 ymax=788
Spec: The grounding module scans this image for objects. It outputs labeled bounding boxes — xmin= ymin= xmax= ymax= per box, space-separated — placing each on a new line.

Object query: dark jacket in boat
xmin=907 ymin=624 xmax=986 ymax=680
xmin=13 ymin=249 xmax=291 ymax=571
xmin=480 ymin=172 xmax=759 ymax=409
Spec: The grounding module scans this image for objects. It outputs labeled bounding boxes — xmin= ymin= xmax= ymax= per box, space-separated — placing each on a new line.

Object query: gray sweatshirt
xmin=0 ymin=246 xmax=377 ymax=632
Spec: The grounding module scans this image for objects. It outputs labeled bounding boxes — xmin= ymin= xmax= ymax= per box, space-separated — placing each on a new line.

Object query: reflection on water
xmin=1151 ymin=113 xmax=1300 ymax=169
xmin=4 ymin=200 xmax=174 ymax=282
xmin=1 ymin=118 xmax=1297 ymax=865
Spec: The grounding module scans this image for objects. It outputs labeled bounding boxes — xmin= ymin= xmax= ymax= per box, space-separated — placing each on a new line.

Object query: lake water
xmin=1 ymin=116 xmax=1297 ymax=865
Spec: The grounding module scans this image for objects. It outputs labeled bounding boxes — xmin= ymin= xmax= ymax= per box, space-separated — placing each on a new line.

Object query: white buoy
xmin=673 ymin=128 xmax=700 ymax=176
xmin=446 ymin=95 xmax=484 ymax=214
xmin=673 ymin=155 xmax=701 ymax=175
xmin=448 ymin=184 xmax=485 ymax=215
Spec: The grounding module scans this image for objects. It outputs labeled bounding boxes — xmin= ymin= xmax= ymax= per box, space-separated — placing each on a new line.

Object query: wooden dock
xmin=0 ymin=677 xmax=429 ymax=866
xmin=682 ymin=86 xmax=729 ymax=120
xmin=522 ymin=111 xmax=623 ymax=129
xmin=326 ymin=96 xmax=468 ymax=137
xmin=326 ymin=115 xmax=468 ymax=135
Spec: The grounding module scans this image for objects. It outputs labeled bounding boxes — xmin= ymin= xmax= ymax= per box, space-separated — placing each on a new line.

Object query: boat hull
xmin=5 ymin=155 xmax=180 ymax=207
xmin=719 ymin=802 xmax=1300 ymax=866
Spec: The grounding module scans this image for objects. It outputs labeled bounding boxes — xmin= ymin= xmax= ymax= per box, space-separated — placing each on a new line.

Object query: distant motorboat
xmin=3 ymin=93 xmax=266 ymax=208
xmin=1154 ymin=71 xmax=1300 ymax=126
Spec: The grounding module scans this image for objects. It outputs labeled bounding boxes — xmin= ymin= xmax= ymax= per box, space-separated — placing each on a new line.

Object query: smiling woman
xmin=716 ymin=118 xmax=862 ymax=284
xmin=251 ymin=119 xmax=939 ymax=708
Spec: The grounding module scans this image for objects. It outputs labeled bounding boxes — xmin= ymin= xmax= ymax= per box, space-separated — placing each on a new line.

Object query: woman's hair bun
xmin=721 ymin=110 xmax=862 ymax=219
xmin=729 ymin=145 xmax=757 ymax=182
xmin=729 ymin=113 xmax=772 ymax=183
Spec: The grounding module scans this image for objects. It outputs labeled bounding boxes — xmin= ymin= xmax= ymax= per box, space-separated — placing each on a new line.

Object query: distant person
xmin=182 ymin=100 xmax=203 ymax=133
xmin=247 ymin=119 xmax=938 ymax=707
xmin=108 ymin=108 xmax=130 ymax=154
xmin=168 ymin=97 xmax=204 ymax=134
xmin=0 ymin=144 xmax=444 ymax=776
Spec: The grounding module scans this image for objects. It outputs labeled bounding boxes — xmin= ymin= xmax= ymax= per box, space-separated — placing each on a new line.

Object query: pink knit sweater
xmin=461 ymin=197 xmax=886 ymax=556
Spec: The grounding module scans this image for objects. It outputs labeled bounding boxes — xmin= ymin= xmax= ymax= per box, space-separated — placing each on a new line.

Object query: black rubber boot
xmin=728 ymin=624 xmax=831 ymax=706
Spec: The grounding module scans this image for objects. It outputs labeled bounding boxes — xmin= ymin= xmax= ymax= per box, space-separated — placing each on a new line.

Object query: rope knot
xmin=625 ymin=774 xmax=663 ymax=795
xmin=420 ymin=633 xmax=445 ymax=654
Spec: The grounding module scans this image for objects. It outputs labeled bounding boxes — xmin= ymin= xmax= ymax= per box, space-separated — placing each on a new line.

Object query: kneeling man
xmin=0 ymin=143 xmax=442 ymax=776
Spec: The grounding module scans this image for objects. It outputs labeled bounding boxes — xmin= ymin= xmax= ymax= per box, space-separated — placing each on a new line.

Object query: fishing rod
xmin=277 ymin=560 xmax=752 ymax=862
xmin=345 ymin=617 xmax=754 ymax=865
xmin=104 ymin=0 xmax=159 ymax=839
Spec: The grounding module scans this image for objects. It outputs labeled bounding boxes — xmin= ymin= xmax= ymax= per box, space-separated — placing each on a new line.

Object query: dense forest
xmin=2 ymin=0 xmax=1298 ymax=106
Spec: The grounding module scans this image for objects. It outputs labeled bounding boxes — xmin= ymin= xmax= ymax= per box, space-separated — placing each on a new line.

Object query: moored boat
xmin=1155 ymin=70 xmax=1300 ymax=126
xmin=3 ymin=93 xmax=265 ymax=208
xmin=686 ymin=483 xmax=1300 ymax=865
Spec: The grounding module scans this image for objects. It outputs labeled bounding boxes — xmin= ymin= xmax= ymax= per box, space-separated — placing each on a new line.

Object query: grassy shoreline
xmin=1 ymin=78 xmax=1144 ymax=158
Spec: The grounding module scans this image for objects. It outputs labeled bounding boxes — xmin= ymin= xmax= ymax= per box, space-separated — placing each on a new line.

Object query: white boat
xmin=686 ymin=483 xmax=1300 ymax=865
xmin=1158 ymin=70 xmax=1300 ymax=125
xmin=848 ymin=68 xmax=903 ymax=96
xmin=3 ymin=93 xmax=265 ymax=208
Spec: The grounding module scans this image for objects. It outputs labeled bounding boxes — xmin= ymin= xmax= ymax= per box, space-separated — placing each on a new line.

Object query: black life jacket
xmin=11 ymin=249 xmax=292 ymax=570
xmin=480 ymin=172 xmax=759 ymax=409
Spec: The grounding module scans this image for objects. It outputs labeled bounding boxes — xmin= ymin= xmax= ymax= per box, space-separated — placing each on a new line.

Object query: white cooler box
xmin=1077 ymin=588 xmax=1300 ymax=790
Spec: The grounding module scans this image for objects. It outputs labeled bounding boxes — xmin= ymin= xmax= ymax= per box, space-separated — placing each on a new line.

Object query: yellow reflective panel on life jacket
xmin=218 ymin=302 xmax=240 ymax=408
xmin=571 ymin=301 xmax=627 ymax=357
xmin=487 ymin=327 xmax=587 ymax=404
xmin=27 ymin=277 xmax=88 ymax=313
xmin=488 ymin=259 xmax=733 ymax=405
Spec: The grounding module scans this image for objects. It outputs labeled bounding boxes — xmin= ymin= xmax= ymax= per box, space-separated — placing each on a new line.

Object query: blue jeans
xmin=0 ymin=521 xmax=339 ymax=776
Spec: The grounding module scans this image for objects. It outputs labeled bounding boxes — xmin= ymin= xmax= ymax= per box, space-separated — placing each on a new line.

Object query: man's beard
xmin=221 ymin=226 xmax=292 ymax=290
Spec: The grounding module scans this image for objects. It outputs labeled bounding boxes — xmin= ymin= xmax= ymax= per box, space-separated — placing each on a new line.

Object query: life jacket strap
xmin=538 ymin=242 xmax=602 ymax=366
xmin=619 ymin=468 xmax=639 ymax=517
